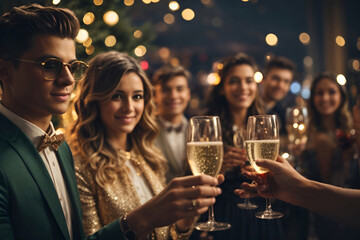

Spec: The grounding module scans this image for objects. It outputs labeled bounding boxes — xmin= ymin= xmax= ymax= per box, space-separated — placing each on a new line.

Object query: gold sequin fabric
xmin=75 ymin=149 xmax=170 ymax=239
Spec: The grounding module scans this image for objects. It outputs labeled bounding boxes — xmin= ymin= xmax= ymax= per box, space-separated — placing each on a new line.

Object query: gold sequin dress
xmin=75 ymin=149 xmax=170 ymax=239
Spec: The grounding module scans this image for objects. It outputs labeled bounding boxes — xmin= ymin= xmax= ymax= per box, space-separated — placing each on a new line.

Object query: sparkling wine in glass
xmin=286 ymin=107 xmax=308 ymax=161
xmin=187 ymin=116 xmax=231 ymax=231
xmin=245 ymin=115 xmax=283 ymax=219
xmin=233 ymin=129 xmax=258 ymax=210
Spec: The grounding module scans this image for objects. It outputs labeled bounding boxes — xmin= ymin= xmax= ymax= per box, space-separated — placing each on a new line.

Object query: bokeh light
xmin=170 ymin=57 xmax=180 ymax=66
xmin=159 ymin=47 xmax=170 ymax=59
xmin=164 ymin=13 xmax=175 ymax=24
xmin=336 ymin=74 xmax=346 ymax=85
xmin=169 ymin=1 xmax=180 ymax=11
xmin=76 ymin=29 xmax=89 ymax=43
xmin=134 ymin=45 xmax=147 ymax=57
xmin=335 ymin=35 xmax=345 ymax=47
xmin=53 ymin=0 xmax=61 ymax=5
xmin=93 ymin=0 xmax=103 ymax=6
xmin=103 ymin=11 xmax=119 ymax=26
xmin=201 ymin=0 xmax=212 ymax=5
xmin=265 ymin=33 xmax=278 ymax=46
xmin=141 ymin=60 xmax=149 ymax=70
xmin=83 ymin=12 xmax=95 ymax=25
xmin=301 ymin=88 xmax=310 ymax=99
xmin=352 ymin=59 xmax=360 ymax=71
xmin=133 ymin=30 xmax=143 ymax=39
xmin=254 ymin=71 xmax=263 ymax=83
xmin=207 ymin=73 xmax=221 ymax=85
xmin=105 ymin=35 xmax=116 ymax=47
xmin=124 ymin=0 xmax=134 ymax=6
xmin=142 ymin=0 xmax=151 ymax=4
xmin=290 ymin=82 xmax=301 ymax=94
xmin=86 ymin=45 xmax=95 ymax=55
xmin=182 ymin=9 xmax=195 ymax=21
xmin=299 ymin=32 xmax=311 ymax=45
xmin=83 ymin=37 xmax=92 ymax=47
xmin=303 ymin=56 xmax=313 ymax=68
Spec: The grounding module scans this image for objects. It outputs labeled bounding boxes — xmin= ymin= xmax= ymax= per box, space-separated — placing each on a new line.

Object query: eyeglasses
xmin=14 ymin=58 xmax=89 ymax=81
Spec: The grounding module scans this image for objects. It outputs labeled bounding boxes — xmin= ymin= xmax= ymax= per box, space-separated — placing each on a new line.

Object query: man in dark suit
xmin=152 ymin=65 xmax=191 ymax=183
xmin=0 ymin=4 xmax=223 ymax=240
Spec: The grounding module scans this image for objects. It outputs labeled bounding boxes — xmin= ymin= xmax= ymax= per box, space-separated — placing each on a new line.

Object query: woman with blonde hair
xmin=69 ymin=51 xmax=222 ymax=239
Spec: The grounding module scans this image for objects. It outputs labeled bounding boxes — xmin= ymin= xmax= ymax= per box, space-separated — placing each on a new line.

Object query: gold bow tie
xmin=37 ymin=133 xmax=65 ymax=152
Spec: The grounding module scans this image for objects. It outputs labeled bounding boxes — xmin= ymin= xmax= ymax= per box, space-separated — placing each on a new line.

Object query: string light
xmin=254 ymin=71 xmax=263 ymax=83
xmin=335 ymin=35 xmax=345 ymax=47
xmin=299 ymin=32 xmax=310 ymax=45
xmin=76 ymin=29 xmax=89 ymax=43
xmin=133 ymin=30 xmax=143 ymax=39
xmin=124 ymin=0 xmax=134 ymax=6
xmin=169 ymin=1 xmax=180 ymax=11
xmin=336 ymin=74 xmax=346 ymax=85
xmin=265 ymin=33 xmax=278 ymax=46
xmin=182 ymin=9 xmax=195 ymax=21
xmin=83 ymin=12 xmax=95 ymax=25
xmin=134 ymin=45 xmax=147 ymax=57
xmin=207 ymin=73 xmax=221 ymax=85
xmin=93 ymin=0 xmax=103 ymax=6
xmin=105 ymin=35 xmax=117 ymax=47
xmin=164 ymin=13 xmax=175 ymax=24
xmin=103 ymin=11 xmax=119 ymax=26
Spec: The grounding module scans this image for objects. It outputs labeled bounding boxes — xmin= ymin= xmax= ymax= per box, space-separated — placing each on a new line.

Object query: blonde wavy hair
xmin=69 ymin=51 xmax=166 ymax=187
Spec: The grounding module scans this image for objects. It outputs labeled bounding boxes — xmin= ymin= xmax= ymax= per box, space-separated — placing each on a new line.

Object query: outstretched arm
xmin=235 ymin=156 xmax=360 ymax=227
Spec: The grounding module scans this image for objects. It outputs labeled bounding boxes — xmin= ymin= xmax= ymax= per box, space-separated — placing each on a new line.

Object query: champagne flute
xmin=187 ymin=116 xmax=231 ymax=231
xmin=245 ymin=115 xmax=283 ymax=219
xmin=286 ymin=107 xmax=308 ymax=165
xmin=233 ymin=129 xmax=258 ymax=210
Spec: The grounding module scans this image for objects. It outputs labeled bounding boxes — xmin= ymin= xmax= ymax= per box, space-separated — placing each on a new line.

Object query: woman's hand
xmin=220 ymin=147 xmax=247 ymax=174
xmin=234 ymin=156 xmax=306 ymax=203
xmin=127 ymin=174 xmax=223 ymax=239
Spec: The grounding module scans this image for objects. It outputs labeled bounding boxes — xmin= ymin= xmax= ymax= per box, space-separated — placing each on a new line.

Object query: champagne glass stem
xmin=245 ymin=198 xmax=250 ymax=208
xmin=265 ymin=198 xmax=272 ymax=213
xmin=208 ymin=205 xmax=215 ymax=224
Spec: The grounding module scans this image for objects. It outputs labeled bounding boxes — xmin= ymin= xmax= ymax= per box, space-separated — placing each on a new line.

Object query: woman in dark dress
xmin=193 ymin=53 xmax=284 ymax=240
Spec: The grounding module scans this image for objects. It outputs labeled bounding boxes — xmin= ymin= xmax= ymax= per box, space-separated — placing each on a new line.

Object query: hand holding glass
xmin=246 ymin=115 xmax=283 ymax=219
xmin=187 ymin=116 xmax=231 ymax=231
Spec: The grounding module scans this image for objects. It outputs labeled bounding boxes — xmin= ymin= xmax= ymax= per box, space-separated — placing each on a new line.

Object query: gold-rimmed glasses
xmin=14 ymin=58 xmax=88 ymax=81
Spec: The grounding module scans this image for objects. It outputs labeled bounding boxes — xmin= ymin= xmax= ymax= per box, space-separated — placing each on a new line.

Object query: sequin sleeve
xmin=74 ymin=158 xmax=103 ymax=236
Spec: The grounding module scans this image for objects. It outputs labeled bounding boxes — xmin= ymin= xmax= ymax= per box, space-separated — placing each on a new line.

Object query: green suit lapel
xmin=0 ymin=113 xmax=70 ymax=239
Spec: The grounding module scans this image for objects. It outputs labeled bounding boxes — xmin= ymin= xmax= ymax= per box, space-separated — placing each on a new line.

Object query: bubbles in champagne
xmin=187 ymin=141 xmax=223 ymax=177
xmin=245 ymin=139 xmax=279 ymax=174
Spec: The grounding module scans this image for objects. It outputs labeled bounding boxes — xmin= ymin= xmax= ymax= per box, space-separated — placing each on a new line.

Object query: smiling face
xmin=154 ymin=75 xmax=190 ymax=121
xmin=262 ymin=67 xmax=293 ymax=102
xmin=222 ymin=64 xmax=257 ymax=111
xmin=1 ymin=35 xmax=76 ymax=123
xmin=313 ymin=77 xmax=342 ymax=117
xmin=99 ymin=72 xmax=145 ymax=138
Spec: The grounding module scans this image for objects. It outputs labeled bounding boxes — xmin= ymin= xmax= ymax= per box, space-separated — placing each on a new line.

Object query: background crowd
xmin=0 ymin=2 xmax=360 ymax=240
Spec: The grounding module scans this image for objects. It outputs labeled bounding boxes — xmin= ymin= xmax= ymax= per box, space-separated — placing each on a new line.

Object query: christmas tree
xmin=47 ymin=0 xmax=156 ymax=61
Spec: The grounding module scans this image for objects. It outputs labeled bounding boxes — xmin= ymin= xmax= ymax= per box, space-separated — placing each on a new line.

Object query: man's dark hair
xmin=264 ymin=56 xmax=296 ymax=77
xmin=152 ymin=65 xmax=191 ymax=86
xmin=0 ymin=3 xmax=80 ymax=61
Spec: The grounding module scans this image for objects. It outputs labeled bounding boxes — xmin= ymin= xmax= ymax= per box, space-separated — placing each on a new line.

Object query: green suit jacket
xmin=0 ymin=113 xmax=124 ymax=240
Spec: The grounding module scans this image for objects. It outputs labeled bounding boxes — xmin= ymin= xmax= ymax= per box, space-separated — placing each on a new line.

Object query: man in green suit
xmin=0 ymin=4 xmax=125 ymax=240
xmin=0 ymin=4 xmax=224 ymax=240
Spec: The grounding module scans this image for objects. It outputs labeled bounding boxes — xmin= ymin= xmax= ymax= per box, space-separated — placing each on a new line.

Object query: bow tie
xmin=166 ymin=124 xmax=183 ymax=133
xmin=37 ymin=133 xmax=65 ymax=152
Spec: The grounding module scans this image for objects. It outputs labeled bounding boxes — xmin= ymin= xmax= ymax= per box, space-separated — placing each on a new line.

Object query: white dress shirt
xmin=0 ymin=103 xmax=73 ymax=239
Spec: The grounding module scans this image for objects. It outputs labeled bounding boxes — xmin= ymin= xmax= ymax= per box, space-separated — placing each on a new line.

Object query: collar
xmin=0 ymin=103 xmax=55 ymax=147
xmin=157 ymin=115 xmax=188 ymax=132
